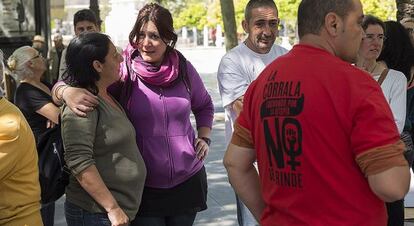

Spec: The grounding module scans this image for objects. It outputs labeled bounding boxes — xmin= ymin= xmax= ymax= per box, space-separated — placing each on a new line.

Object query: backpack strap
xmin=377 ymin=69 xmax=389 ymax=86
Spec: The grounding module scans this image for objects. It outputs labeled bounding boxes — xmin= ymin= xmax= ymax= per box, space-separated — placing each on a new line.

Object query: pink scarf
xmin=131 ymin=50 xmax=179 ymax=87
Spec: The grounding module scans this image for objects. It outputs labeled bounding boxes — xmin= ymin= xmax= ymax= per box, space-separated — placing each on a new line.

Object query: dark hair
xmin=245 ymin=0 xmax=278 ymax=22
xmin=64 ymin=32 xmax=111 ymax=95
xmin=361 ymin=15 xmax=385 ymax=32
xmin=298 ymin=0 xmax=354 ymax=38
xmin=129 ymin=3 xmax=177 ymax=51
xmin=378 ymin=21 xmax=414 ymax=82
xmin=73 ymin=9 xmax=98 ymax=27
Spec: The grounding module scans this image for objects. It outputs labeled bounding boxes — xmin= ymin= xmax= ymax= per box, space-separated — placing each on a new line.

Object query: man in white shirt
xmin=58 ymin=9 xmax=100 ymax=80
xmin=217 ymin=0 xmax=287 ymax=225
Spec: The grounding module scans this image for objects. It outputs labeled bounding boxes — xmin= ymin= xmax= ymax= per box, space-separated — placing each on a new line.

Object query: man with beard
xmin=217 ymin=1 xmax=287 ymax=225
xmin=224 ymin=0 xmax=410 ymax=225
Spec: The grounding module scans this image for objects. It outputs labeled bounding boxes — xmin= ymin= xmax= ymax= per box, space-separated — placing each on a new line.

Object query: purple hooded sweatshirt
xmin=109 ymin=45 xmax=214 ymax=189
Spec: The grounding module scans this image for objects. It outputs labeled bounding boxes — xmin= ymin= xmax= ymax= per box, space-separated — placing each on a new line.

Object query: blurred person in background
xmin=58 ymin=9 xmax=100 ymax=80
xmin=48 ymin=33 xmax=66 ymax=85
xmin=9 ymin=46 xmax=60 ymax=226
xmin=0 ymin=49 xmax=43 ymax=226
xmin=400 ymin=18 xmax=414 ymax=46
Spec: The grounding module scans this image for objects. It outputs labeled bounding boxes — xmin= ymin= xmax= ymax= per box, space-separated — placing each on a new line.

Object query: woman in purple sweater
xmin=53 ymin=3 xmax=213 ymax=226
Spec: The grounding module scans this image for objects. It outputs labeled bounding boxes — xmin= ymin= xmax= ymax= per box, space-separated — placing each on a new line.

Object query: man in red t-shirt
xmin=223 ymin=0 xmax=411 ymax=225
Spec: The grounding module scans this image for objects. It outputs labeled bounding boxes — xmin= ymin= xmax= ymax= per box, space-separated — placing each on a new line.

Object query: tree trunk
xmin=396 ymin=0 xmax=414 ymax=21
xmin=89 ymin=0 xmax=101 ymax=29
xmin=220 ymin=0 xmax=238 ymax=51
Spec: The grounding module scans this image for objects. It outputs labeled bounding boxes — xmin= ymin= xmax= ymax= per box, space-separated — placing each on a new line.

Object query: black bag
xmin=36 ymin=123 xmax=69 ymax=203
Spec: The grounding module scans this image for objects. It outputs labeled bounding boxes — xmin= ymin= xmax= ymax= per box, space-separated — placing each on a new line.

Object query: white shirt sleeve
xmin=217 ymin=54 xmax=249 ymax=108
xmin=386 ymin=70 xmax=407 ymax=134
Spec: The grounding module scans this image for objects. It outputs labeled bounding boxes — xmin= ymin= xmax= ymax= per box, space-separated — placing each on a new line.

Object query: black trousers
xmin=386 ymin=199 xmax=404 ymax=226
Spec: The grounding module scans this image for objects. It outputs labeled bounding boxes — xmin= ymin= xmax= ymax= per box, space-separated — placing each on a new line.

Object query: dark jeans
xmin=131 ymin=213 xmax=196 ymax=226
xmin=41 ymin=202 xmax=55 ymax=226
xmin=65 ymin=201 xmax=112 ymax=226
xmin=386 ymin=199 xmax=404 ymax=226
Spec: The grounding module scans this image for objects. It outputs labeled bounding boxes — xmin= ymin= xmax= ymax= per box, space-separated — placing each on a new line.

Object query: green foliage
xmin=232 ymin=0 xmax=396 ymax=24
xmin=276 ymin=0 xmax=301 ymax=21
xmin=167 ymin=0 xmax=397 ymax=32
xmin=362 ymin=0 xmax=396 ymax=20
xmin=234 ymin=0 xmax=249 ymax=33
xmin=206 ymin=0 xmax=222 ymax=28
xmin=174 ymin=2 xmax=208 ymax=30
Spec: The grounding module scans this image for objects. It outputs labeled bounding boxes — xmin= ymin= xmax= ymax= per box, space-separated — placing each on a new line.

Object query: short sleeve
xmin=351 ymin=90 xmax=400 ymax=156
xmin=15 ymin=84 xmax=52 ymax=112
xmin=387 ymin=71 xmax=407 ymax=133
xmin=217 ymin=55 xmax=250 ymax=107
xmin=235 ymin=80 xmax=258 ymax=136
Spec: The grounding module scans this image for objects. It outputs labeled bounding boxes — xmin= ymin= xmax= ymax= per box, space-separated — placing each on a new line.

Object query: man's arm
xmin=223 ymin=143 xmax=265 ymax=221
xmin=352 ymin=86 xmax=411 ymax=202
xmin=368 ymin=166 xmax=410 ymax=202
xmin=217 ymin=55 xmax=249 ymax=111
xmin=231 ymin=96 xmax=244 ymax=117
xmin=357 ymin=141 xmax=410 ymax=202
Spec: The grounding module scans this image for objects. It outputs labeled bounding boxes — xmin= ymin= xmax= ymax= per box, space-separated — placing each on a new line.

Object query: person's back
xmin=49 ymin=34 xmax=65 ymax=84
xmin=14 ymin=81 xmax=54 ymax=140
xmin=217 ymin=2 xmax=287 ymax=224
xmin=242 ymin=44 xmax=395 ymax=225
xmin=224 ymin=0 xmax=410 ymax=225
xmin=0 ymin=97 xmax=43 ymax=226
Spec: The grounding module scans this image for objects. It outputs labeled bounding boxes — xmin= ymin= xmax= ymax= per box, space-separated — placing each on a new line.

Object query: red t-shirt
xmin=237 ymin=44 xmax=399 ymax=226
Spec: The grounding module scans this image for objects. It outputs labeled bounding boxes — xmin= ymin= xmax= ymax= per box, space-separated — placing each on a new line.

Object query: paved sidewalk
xmin=193 ymin=115 xmax=237 ymax=226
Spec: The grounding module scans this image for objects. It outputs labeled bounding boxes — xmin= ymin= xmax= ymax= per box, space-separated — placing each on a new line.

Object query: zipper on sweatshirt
xmin=159 ymin=87 xmax=173 ymax=186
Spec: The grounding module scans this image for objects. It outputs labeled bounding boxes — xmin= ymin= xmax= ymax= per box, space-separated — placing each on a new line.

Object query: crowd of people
xmin=1 ymin=0 xmax=414 ymax=226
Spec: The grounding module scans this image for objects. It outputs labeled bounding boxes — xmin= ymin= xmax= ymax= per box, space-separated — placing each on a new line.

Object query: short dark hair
xmin=129 ymin=3 xmax=177 ymax=51
xmin=64 ymin=32 xmax=110 ymax=95
xmin=73 ymin=9 xmax=98 ymax=27
xmin=244 ymin=0 xmax=278 ymax=22
xmin=378 ymin=21 xmax=414 ymax=82
xmin=297 ymin=0 xmax=355 ymax=38
xmin=361 ymin=15 xmax=385 ymax=32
